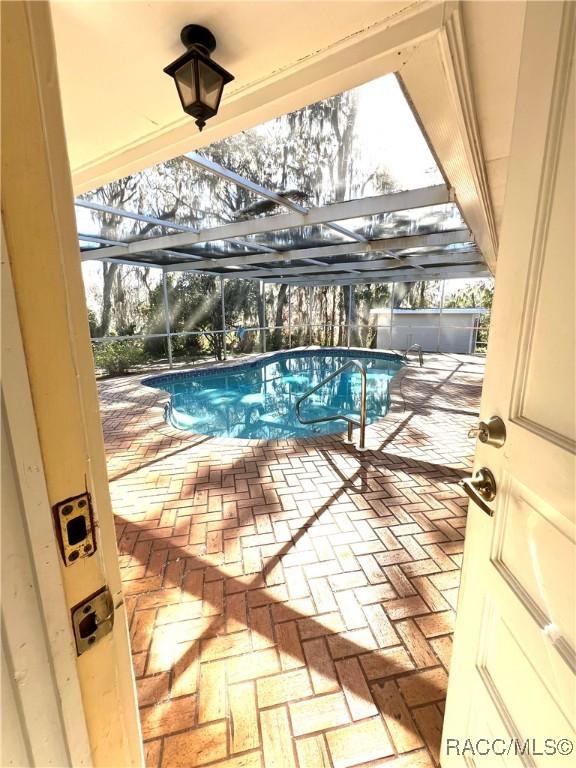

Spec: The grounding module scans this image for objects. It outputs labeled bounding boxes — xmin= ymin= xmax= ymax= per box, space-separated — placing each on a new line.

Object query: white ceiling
xmin=51 ymin=0 xmax=413 ymax=183
xmin=51 ymin=0 xmax=526 ymax=239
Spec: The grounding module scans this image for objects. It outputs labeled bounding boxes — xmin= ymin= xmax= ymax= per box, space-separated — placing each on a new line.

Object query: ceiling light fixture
xmin=164 ymin=25 xmax=234 ymax=132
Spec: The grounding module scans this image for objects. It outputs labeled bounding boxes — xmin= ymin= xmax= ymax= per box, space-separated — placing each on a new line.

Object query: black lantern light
xmin=164 ymin=25 xmax=234 ymax=132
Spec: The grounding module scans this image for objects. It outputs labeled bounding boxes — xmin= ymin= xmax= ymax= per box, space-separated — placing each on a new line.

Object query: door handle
xmin=460 ymin=467 xmax=497 ymax=517
xmin=468 ymin=415 xmax=506 ymax=447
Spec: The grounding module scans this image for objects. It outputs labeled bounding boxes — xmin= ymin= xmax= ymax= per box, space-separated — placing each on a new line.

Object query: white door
xmin=442 ymin=2 xmax=575 ymax=766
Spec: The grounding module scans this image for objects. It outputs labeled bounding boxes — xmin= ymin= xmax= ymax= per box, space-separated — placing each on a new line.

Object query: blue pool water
xmin=145 ymin=349 xmax=404 ymax=441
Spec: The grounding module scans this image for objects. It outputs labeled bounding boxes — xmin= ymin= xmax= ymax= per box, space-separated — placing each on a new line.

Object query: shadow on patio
xmin=102 ymin=353 xmax=482 ymax=768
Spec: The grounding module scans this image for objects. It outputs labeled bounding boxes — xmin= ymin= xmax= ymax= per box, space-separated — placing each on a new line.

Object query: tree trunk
xmin=319 ymin=287 xmax=326 ymax=345
xmin=97 ymin=262 xmax=120 ymax=337
xmin=393 ymin=282 xmax=411 ymax=308
xmin=343 ymin=286 xmax=360 ymax=346
xmin=330 ymin=287 xmax=337 ymax=345
xmin=337 ymin=291 xmax=345 ymax=345
xmin=257 ymin=283 xmax=266 ymax=349
xmin=418 ymin=281 xmax=426 ymax=308
xmin=273 ymin=283 xmax=288 ymax=349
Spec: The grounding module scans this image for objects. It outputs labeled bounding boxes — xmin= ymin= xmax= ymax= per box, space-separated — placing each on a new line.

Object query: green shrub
xmin=93 ymin=340 xmax=145 ymax=377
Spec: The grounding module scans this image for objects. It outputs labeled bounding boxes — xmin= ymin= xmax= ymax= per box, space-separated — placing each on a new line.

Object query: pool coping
xmin=141 ymin=346 xmax=404 ymax=388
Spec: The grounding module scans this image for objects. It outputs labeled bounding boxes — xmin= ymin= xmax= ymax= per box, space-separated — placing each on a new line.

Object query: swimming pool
xmin=145 ymin=349 xmax=404 ymax=441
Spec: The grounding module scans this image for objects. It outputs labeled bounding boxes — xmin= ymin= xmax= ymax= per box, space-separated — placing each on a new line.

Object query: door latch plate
xmin=72 ymin=587 xmax=114 ymax=655
xmin=53 ymin=492 xmax=96 ymax=565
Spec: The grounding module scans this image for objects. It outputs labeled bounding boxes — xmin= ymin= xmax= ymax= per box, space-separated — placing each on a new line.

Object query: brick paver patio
xmin=99 ymin=352 xmax=485 ymax=768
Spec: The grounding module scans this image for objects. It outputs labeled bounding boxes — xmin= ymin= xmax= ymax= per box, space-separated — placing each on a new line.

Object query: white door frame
xmin=2 ymin=244 xmax=92 ymax=767
xmin=2 ymin=3 xmax=143 ymax=765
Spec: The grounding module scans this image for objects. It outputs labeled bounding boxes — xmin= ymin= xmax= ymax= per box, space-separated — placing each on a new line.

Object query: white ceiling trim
xmin=400 ymin=3 xmax=498 ymax=268
xmin=440 ymin=7 xmax=498 ymax=260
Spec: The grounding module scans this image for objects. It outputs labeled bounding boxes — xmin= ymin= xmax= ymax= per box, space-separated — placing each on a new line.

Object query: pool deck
xmin=99 ymin=351 xmax=485 ymax=768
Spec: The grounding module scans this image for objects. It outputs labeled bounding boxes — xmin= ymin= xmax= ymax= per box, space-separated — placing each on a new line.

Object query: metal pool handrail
xmin=295 ymin=359 xmax=368 ymax=450
xmin=403 ymin=343 xmax=423 ymax=366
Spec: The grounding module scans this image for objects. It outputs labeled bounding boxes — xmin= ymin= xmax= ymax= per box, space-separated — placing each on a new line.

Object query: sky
xmin=353 ymin=74 xmax=441 ymax=191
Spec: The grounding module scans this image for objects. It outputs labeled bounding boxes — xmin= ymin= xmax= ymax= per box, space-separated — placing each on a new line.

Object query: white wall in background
xmin=373 ymin=308 xmax=486 ymax=353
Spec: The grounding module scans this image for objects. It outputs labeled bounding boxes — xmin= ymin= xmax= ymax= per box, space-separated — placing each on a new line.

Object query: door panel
xmin=492 ymin=475 xmax=576 ymax=653
xmin=512 ymin=59 xmax=575 ymax=447
xmin=479 ymin=604 xmax=574 ymax=746
xmin=442 ymin=2 xmax=576 ymax=766
xmin=466 ymin=678 xmax=524 ymax=768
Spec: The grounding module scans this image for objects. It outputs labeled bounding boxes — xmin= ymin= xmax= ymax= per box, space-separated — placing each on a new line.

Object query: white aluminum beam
xmin=94 ymin=257 xmax=228 ymax=275
xmin=184 ymin=152 xmax=367 ymax=243
xmin=77 ymin=202 xmax=282 ymax=258
xmin=185 ymin=153 xmax=309 ymax=213
xmin=87 ymin=254 xmax=224 ymax=275
xmin=77 ymin=200 xmax=354 ymax=274
xmin=86 ymin=249 xmax=271 ymax=278
xmin=164 ymin=230 xmax=472 ymax=272
xmin=76 ymin=200 xmax=199 ymax=232
xmin=161 ymin=249 xmax=204 ymax=261
xmin=80 ymin=185 xmax=452 ymax=261
xmin=235 ymin=249 xmax=481 ymax=279
xmin=263 ymin=262 xmax=485 ymax=284
xmin=79 ymin=233 xmax=128 ymax=248
xmin=264 ymin=263 xmax=489 ymax=286
xmin=94 ymin=258 xmax=164 ymax=269
xmin=162 ymin=232 xmax=352 ymax=274
xmin=233 ymin=248 xmax=478 ymax=278
xmin=235 ymin=257 xmax=393 ymax=279
xmin=159 ymin=262 xmax=223 ymax=276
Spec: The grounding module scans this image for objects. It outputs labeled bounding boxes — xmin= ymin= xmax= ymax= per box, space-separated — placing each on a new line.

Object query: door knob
xmin=459 ymin=467 xmax=497 ymax=517
xmin=468 ymin=415 xmax=506 ymax=448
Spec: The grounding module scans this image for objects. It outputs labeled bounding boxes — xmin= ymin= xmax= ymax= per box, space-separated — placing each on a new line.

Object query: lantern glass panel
xmin=174 ymin=60 xmax=198 ymax=108
xmin=198 ymin=60 xmax=223 ymax=110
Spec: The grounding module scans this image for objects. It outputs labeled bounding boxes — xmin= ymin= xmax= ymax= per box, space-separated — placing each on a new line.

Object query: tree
xmin=83 ymin=76 xmax=419 ymax=352
xmin=444 ymin=280 xmax=494 ymax=309
xmin=444 ymin=279 xmax=494 ymax=352
xmin=84 ymin=175 xmax=176 ymax=337
xmin=354 ymin=283 xmax=392 ymax=346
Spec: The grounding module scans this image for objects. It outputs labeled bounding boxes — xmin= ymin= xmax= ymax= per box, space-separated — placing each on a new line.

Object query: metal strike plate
xmin=53 ymin=492 xmax=96 ymax=566
xmin=71 ymin=588 xmax=114 ymax=655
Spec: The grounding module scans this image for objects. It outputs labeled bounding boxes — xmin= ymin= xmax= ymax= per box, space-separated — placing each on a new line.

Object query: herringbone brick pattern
xmin=99 ymin=353 xmax=484 ymax=768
